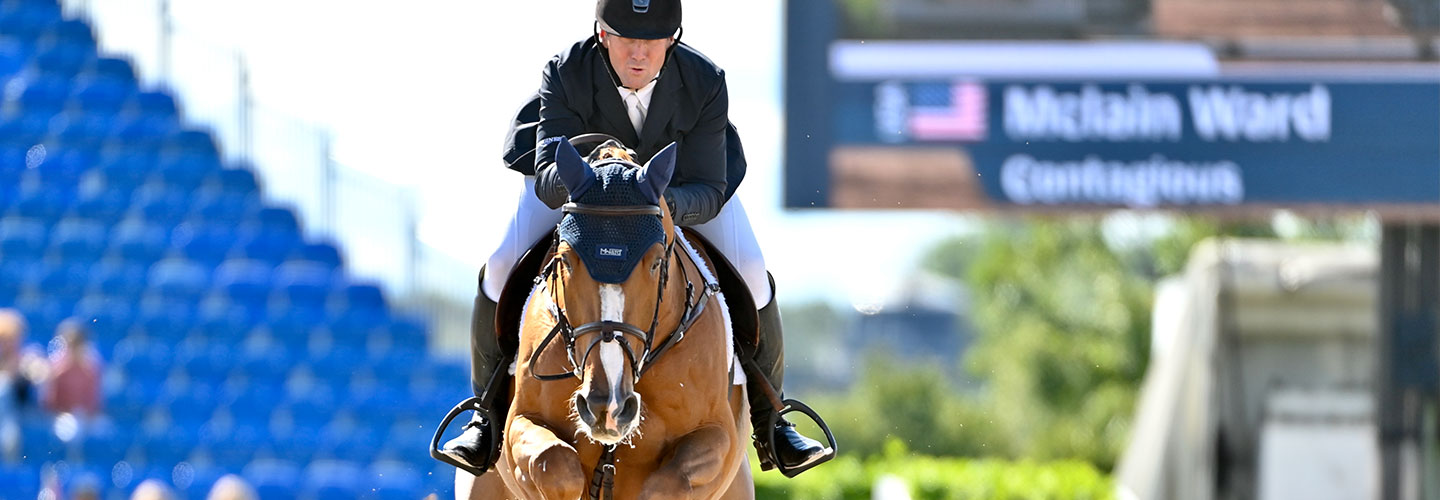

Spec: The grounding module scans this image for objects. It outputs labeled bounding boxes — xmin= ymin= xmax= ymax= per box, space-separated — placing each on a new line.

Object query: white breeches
xmin=482 ymin=176 xmax=772 ymax=307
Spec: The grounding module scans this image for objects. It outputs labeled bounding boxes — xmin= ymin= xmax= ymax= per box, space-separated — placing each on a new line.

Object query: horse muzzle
xmin=574 ymin=391 xmax=642 ymax=444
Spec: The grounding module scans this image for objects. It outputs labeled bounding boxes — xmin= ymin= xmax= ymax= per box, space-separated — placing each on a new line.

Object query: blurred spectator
xmin=41 ymin=319 xmax=103 ymax=418
xmin=131 ymin=479 xmax=176 ymax=500
xmin=206 ymin=474 xmax=258 ymax=500
xmin=0 ymin=308 xmax=45 ymax=462
xmin=71 ymin=472 xmax=103 ymax=500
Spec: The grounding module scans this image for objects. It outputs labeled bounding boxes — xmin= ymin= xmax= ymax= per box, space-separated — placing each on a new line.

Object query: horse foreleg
xmin=504 ymin=415 xmax=585 ymax=500
xmin=639 ymin=425 xmax=739 ymax=500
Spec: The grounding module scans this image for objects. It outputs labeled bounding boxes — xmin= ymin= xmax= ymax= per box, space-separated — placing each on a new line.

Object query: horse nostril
xmin=574 ymin=394 xmax=595 ymax=425
xmin=617 ymin=394 xmax=640 ymax=424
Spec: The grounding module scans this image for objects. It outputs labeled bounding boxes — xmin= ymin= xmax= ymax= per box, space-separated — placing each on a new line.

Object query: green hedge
xmin=752 ymin=440 xmax=1113 ymax=500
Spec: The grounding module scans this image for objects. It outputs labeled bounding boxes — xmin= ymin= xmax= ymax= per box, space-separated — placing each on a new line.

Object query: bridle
xmin=527 ymin=201 xmax=716 ymax=386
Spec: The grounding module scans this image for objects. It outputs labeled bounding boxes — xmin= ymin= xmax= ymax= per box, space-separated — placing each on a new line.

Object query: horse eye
xmin=650 ymin=258 xmax=662 ymax=273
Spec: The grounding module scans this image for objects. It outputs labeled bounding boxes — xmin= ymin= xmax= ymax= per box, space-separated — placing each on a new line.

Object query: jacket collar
xmin=637 ymin=61 xmax=681 ymax=150
xmin=592 ymin=59 xmax=641 ymax=147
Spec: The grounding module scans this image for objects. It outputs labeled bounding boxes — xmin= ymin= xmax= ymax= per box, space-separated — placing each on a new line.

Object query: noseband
xmin=528 ymin=202 xmax=714 ymax=385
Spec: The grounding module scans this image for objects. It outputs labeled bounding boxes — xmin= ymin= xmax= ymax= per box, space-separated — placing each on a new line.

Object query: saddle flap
xmin=495 ymin=233 xmax=556 ymax=355
xmin=680 ymin=231 xmax=760 ymax=353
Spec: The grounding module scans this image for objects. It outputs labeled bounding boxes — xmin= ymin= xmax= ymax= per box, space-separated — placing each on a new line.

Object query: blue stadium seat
xmin=331 ymin=283 xmax=390 ymax=343
xmin=0 ymin=217 xmax=47 ymax=259
xmin=242 ymin=459 xmax=301 ymax=500
xmin=11 ymin=72 xmax=72 ymax=117
xmin=155 ymin=154 xmax=221 ymax=190
xmin=0 ymin=39 xmax=25 ymax=79
xmin=345 ymin=282 xmax=388 ymax=311
xmin=190 ymin=166 xmax=263 ymax=224
xmin=92 ymin=148 xmax=155 ymax=190
xmin=104 ymin=380 xmax=156 ymax=426
xmin=387 ymin=315 xmax=430 ymax=353
xmin=87 ymin=259 xmax=148 ymax=297
xmin=174 ymin=221 xmax=238 ymax=265
xmin=131 ymin=182 xmax=193 ymax=226
xmin=86 ymin=56 xmax=137 ymax=86
xmin=156 ymin=130 xmax=220 ymax=187
xmin=0 ymin=465 xmax=42 ymax=497
xmin=80 ymin=430 xmax=133 ymax=468
xmin=210 ymin=164 xmax=260 ymax=194
xmin=274 ymin=260 xmax=334 ymax=310
xmin=369 ymin=460 xmax=425 ymax=500
xmin=0 ymin=141 xmax=27 ymax=183
xmin=213 ymin=258 xmax=274 ymax=309
xmin=179 ymin=464 xmax=228 ymax=500
xmin=52 ymin=111 xmax=118 ymax=151
xmin=263 ymin=426 xmax=320 ymax=466
xmin=353 ymin=384 xmax=418 ymax=423
xmin=33 ymin=19 xmax=97 ymax=76
xmin=26 ymin=146 xmax=96 ymax=184
xmin=0 ymin=0 xmax=62 ymax=43
xmin=72 ymin=182 xmax=132 ymax=222
xmin=48 ymin=217 xmax=106 ymax=261
xmin=162 ymin=388 xmax=219 ymax=429
xmin=237 ymin=207 xmax=302 ymax=264
xmin=298 ymin=241 xmax=344 ymax=270
xmin=73 ymin=59 xmax=137 ymax=115
xmin=20 ymin=419 xmax=62 ymax=462
xmin=5 ymin=117 xmax=52 ymax=153
xmin=308 ymin=345 xmax=365 ymax=382
xmin=34 ymin=260 xmax=88 ymax=303
xmin=111 ymin=114 xmax=175 ymax=154
xmin=235 ymin=340 xmax=293 ymax=388
xmin=380 ymin=420 xmax=435 ymax=466
xmin=268 ymin=308 xmax=325 ymax=354
xmin=283 ymin=386 xmax=338 ymax=432
xmin=226 ymin=383 xmax=279 ymax=425
xmin=112 ymin=336 xmax=173 ymax=385
xmin=193 ymin=301 xmax=254 ymax=343
xmin=147 ymin=257 xmax=211 ymax=299
xmin=9 ymin=183 xmax=76 ymax=221
xmin=238 ymin=232 xmax=300 ymax=266
xmin=107 ymin=218 xmax=169 ymax=264
xmin=173 ymin=340 xmax=232 ymax=385
xmin=12 ymin=291 xmax=75 ymax=336
xmin=191 ymin=189 xmax=258 ymax=226
xmin=301 ymin=459 xmax=365 ymax=499
xmin=198 ymin=421 xmax=264 ymax=470
xmin=70 ymin=294 xmax=135 ymax=348
xmin=133 ymin=296 xmax=198 ymax=343
xmin=140 ymin=425 xmax=200 ymax=468
xmin=131 ymin=89 xmax=178 ymax=120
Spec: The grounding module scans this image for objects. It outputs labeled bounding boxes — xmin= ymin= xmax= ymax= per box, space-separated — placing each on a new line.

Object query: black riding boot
xmin=748 ymin=273 xmax=834 ymax=474
xmin=439 ymin=267 xmax=506 ymax=472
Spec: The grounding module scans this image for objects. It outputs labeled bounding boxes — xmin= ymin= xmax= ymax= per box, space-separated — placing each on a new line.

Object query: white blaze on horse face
xmin=598 ymin=284 xmax=626 ymax=419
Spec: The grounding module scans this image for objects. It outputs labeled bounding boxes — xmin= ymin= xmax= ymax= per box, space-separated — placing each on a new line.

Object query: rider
xmin=439 ymin=0 xmax=833 ymax=475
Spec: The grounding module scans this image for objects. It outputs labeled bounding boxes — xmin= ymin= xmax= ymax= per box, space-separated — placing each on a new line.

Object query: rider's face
xmin=601 ymin=31 xmax=671 ymax=90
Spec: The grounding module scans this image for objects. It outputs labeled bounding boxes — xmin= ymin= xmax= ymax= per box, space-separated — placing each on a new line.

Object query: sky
xmin=80 ymin=0 xmax=975 ymax=309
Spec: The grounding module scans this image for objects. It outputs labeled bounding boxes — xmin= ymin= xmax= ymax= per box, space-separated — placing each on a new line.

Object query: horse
xmin=453 ymin=137 xmax=754 ymax=500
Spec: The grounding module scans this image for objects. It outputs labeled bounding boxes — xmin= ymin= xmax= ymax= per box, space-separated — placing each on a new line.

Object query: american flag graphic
xmin=907 ymin=81 xmax=988 ymax=141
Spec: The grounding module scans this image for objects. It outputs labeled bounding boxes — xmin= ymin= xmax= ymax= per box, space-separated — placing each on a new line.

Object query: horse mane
xmin=586 ymin=139 xmax=637 ymax=165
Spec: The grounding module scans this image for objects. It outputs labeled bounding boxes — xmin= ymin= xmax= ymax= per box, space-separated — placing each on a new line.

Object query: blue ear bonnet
xmin=559 ymin=162 xmax=665 ymax=284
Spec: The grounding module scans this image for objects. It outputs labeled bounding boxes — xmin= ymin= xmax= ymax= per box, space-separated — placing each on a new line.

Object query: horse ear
xmin=555 ymin=137 xmax=595 ymax=199
xmin=637 ymin=142 xmax=678 ymax=205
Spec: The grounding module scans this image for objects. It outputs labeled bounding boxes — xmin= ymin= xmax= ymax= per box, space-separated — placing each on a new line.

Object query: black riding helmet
xmin=596 ymin=0 xmax=681 ymax=40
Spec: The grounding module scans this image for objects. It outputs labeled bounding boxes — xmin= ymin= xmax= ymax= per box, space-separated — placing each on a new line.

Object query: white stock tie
xmin=623 ymin=91 xmax=646 ymax=135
